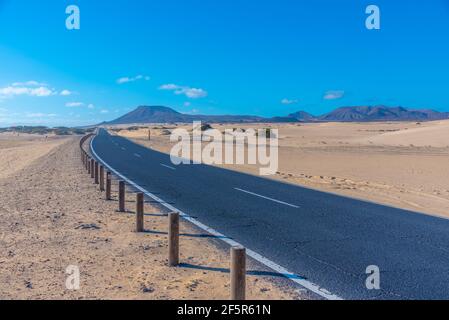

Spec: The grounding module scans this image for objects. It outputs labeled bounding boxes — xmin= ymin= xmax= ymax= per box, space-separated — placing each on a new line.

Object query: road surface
xmin=91 ymin=128 xmax=449 ymax=300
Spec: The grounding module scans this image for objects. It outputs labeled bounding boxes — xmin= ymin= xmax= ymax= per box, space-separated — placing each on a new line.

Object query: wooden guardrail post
xmin=118 ymin=181 xmax=125 ymax=212
xmin=136 ymin=193 xmax=144 ymax=232
xmin=90 ymin=159 xmax=95 ymax=179
xmin=87 ymin=157 xmax=91 ymax=174
xmin=94 ymin=161 xmax=99 ymax=184
xmin=79 ymin=133 xmax=95 ymax=169
xmin=230 ymin=246 xmax=246 ymax=300
xmin=99 ymin=165 xmax=105 ymax=191
xmin=168 ymin=212 xmax=180 ymax=267
xmin=106 ymin=171 xmax=112 ymax=200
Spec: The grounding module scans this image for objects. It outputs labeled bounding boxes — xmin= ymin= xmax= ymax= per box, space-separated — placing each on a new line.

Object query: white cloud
xmin=323 ymin=90 xmax=345 ymax=100
xmin=159 ymin=84 xmax=181 ymax=90
xmin=32 ymin=87 xmax=55 ymax=97
xmin=0 ymin=81 xmax=76 ymax=101
xmin=117 ymin=75 xmax=150 ymax=84
xmin=26 ymin=113 xmax=57 ymax=118
xmin=0 ymin=85 xmax=56 ymax=98
xmin=87 ymin=104 xmax=95 ymax=109
xmin=159 ymin=84 xmax=208 ymax=99
xmin=184 ymin=102 xmax=191 ymax=107
xmin=66 ymin=102 xmax=84 ymax=107
xmin=12 ymin=81 xmax=47 ymax=87
xmin=117 ymin=77 xmax=132 ymax=84
xmin=100 ymin=109 xmax=109 ymax=114
xmin=281 ymin=98 xmax=299 ymax=105
xmin=180 ymin=88 xmax=208 ymax=99
xmin=60 ymin=90 xmax=73 ymax=96
xmin=0 ymin=81 xmax=65 ymax=99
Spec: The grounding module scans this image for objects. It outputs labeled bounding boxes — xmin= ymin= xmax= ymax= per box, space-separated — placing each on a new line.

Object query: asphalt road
xmin=91 ymin=128 xmax=449 ymax=300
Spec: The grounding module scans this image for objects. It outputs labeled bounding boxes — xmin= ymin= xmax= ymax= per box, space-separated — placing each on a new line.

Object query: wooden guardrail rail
xmin=78 ymin=133 xmax=247 ymax=300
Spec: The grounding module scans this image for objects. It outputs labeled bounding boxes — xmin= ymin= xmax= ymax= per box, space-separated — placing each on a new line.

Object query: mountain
xmin=318 ymin=106 xmax=449 ymax=122
xmin=288 ymin=111 xmax=316 ymax=122
xmin=103 ymin=105 xmax=449 ymax=125
xmin=108 ymin=106 xmax=187 ymax=124
xmin=106 ymin=105 xmax=266 ymax=124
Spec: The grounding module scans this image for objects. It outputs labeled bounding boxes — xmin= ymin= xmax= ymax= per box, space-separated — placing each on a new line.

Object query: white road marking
xmin=121 ymin=147 xmax=126 ymax=151
xmin=90 ymin=134 xmax=341 ymax=300
xmin=160 ymin=163 xmax=176 ymax=170
xmin=134 ymin=153 xmax=142 ymax=158
xmin=234 ymin=188 xmax=300 ymax=209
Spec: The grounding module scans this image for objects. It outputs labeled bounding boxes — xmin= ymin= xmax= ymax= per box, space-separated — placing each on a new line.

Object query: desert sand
xmin=116 ymin=120 xmax=449 ymax=219
xmin=0 ymin=135 xmax=300 ymax=300
xmin=0 ymin=132 xmax=66 ymax=180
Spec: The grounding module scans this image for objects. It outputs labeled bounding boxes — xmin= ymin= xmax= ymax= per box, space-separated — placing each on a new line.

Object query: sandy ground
xmin=0 ymin=136 xmax=300 ymax=300
xmin=115 ymin=120 xmax=449 ymax=218
xmin=0 ymin=132 xmax=65 ymax=180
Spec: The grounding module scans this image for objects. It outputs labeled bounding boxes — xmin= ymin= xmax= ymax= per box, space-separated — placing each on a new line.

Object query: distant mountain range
xmin=103 ymin=105 xmax=449 ymax=125
xmin=290 ymin=106 xmax=449 ymax=122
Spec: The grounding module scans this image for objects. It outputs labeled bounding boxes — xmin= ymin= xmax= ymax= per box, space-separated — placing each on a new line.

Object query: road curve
xmin=91 ymin=128 xmax=449 ymax=300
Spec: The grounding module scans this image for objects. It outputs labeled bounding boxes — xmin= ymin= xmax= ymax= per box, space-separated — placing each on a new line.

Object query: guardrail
xmin=79 ymin=133 xmax=247 ymax=300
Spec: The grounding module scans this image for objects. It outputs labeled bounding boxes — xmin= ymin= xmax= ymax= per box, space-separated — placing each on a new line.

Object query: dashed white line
xmin=160 ymin=163 xmax=176 ymax=170
xmin=234 ymin=188 xmax=300 ymax=209
xmin=134 ymin=153 xmax=142 ymax=158
xmin=121 ymin=147 xmax=126 ymax=151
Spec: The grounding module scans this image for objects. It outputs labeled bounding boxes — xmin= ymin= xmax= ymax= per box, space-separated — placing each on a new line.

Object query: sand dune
xmin=356 ymin=120 xmax=449 ymax=148
xmin=0 ymin=133 xmax=67 ymax=180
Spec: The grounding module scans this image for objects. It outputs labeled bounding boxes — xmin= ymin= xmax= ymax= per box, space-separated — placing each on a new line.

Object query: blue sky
xmin=0 ymin=0 xmax=448 ymax=126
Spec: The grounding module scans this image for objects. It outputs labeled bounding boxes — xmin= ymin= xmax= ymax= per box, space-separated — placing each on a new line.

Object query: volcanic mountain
xmin=103 ymin=105 xmax=449 ymax=125
xmin=105 ymin=106 xmax=266 ymax=124
xmin=317 ymin=106 xmax=449 ymax=122
xmin=288 ymin=111 xmax=316 ymax=122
